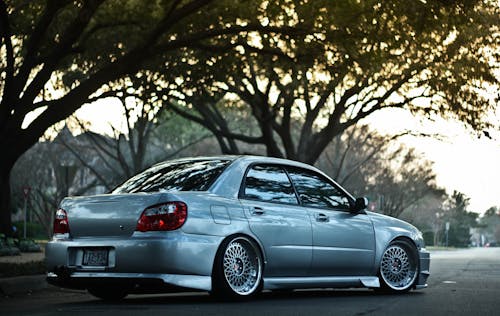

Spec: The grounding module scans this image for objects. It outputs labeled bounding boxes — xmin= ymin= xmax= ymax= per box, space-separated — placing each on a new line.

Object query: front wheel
xmin=378 ymin=239 xmax=419 ymax=293
xmin=212 ymin=236 xmax=263 ymax=299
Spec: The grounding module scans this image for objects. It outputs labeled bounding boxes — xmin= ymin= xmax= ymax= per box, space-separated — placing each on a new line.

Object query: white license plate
xmin=82 ymin=249 xmax=108 ymax=266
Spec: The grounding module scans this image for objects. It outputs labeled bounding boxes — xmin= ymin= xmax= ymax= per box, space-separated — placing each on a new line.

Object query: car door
xmin=239 ymin=164 xmax=313 ymax=277
xmin=286 ymin=167 xmax=376 ymax=277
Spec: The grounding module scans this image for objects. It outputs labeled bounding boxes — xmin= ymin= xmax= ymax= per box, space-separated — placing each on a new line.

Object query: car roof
xmin=232 ymin=155 xmax=318 ymax=170
xmin=151 ymin=155 xmax=317 ymax=170
xmin=157 ymin=155 xmax=316 ymax=169
xmin=200 ymin=155 xmax=349 ymax=199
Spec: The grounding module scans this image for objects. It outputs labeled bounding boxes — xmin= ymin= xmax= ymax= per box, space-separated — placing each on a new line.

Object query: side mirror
xmin=353 ymin=197 xmax=368 ymax=212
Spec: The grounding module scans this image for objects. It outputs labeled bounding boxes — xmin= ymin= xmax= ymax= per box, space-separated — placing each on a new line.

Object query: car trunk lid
xmin=60 ymin=193 xmax=162 ymax=238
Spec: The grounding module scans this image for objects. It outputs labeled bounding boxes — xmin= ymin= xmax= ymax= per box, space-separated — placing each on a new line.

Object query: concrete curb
xmin=0 ymin=275 xmax=48 ymax=296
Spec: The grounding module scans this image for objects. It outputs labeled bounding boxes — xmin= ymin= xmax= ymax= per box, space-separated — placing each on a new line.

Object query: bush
xmin=423 ymin=231 xmax=434 ymax=247
xmin=12 ymin=221 xmax=47 ymax=239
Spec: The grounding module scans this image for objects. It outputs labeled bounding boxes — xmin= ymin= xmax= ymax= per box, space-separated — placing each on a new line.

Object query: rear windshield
xmin=112 ymin=159 xmax=231 ymax=194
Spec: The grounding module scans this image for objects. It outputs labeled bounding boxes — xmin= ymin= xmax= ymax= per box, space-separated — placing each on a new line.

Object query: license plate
xmin=82 ymin=249 xmax=108 ymax=266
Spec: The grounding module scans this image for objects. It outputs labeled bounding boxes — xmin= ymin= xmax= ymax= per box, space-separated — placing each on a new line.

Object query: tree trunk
xmin=0 ymin=161 xmax=14 ymax=236
xmin=0 ymin=129 xmax=39 ymax=236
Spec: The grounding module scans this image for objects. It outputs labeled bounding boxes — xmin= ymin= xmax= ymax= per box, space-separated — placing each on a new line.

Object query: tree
xmin=400 ymin=189 xmax=448 ymax=246
xmin=10 ymin=112 xmax=218 ymax=237
xmin=1 ymin=1 xmax=498 ymax=236
xmin=61 ymin=89 xmax=167 ymax=189
xmin=364 ymin=147 xmax=441 ymax=218
xmin=167 ymin=0 xmax=499 ymax=163
xmin=61 ymin=98 xmax=215 ymax=191
xmin=0 ymin=0 xmax=301 ymax=235
xmin=442 ymin=191 xmax=478 ymax=247
xmin=316 ymin=125 xmax=443 ymax=218
xmin=477 ymin=206 xmax=500 ymax=244
xmin=10 ymin=128 xmax=102 ymax=237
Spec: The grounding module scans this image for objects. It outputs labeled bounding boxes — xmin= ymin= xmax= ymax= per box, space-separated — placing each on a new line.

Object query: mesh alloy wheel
xmin=379 ymin=240 xmax=418 ymax=292
xmin=222 ymin=237 xmax=262 ymax=295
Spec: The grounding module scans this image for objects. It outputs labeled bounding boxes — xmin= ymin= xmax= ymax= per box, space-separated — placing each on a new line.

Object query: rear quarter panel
xmin=175 ymin=192 xmax=249 ymax=237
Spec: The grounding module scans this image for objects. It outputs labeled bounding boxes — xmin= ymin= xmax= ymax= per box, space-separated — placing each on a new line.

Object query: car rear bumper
xmin=45 ymin=231 xmax=223 ymax=292
xmin=415 ymin=249 xmax=430 ymax=289
xmin=46 ymin=271 xmax=212 ymax=292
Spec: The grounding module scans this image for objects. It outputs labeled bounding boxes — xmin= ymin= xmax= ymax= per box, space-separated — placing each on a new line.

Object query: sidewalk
xmin=0 ymin=274 xmax=48 ymax=296
xmin=0 ymin=249 xmax=44 ymax=264
xmin=0 ymin=248 xmax=48 ymax=296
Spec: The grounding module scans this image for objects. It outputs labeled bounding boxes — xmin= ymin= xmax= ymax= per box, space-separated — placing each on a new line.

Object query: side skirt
xmin=263 ymin=276 xmax=380 ymax=290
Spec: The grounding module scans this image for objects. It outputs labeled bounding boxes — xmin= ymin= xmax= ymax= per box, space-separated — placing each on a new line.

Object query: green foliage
xmin=442 ymin=191 xmax=478 ymax=247
xmin=0 ymin=236 xmax=20 ymax=256
xmin=423 ymin=231 xmax=435 ymax=247
xmin=477 ymin=206 xmax=500 ymax=243
xmin=154 ymin=110 xmax=211 ymax=150
xmin=165 ymin=0 xmax=499 ymax=163
xmin=12 ymin=221 xmax=46 ymax=240
xmin=1 ymin=0 xmax=498 ymax=236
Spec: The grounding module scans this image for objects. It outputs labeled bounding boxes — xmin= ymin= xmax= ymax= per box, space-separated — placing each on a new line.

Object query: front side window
xmin=242 ymin=165 xmax=298 ymax=204
xmin=286 ymin=167 xmax=351 ymax=209
xmin=112 ymin=159 xmax=231 ymax=194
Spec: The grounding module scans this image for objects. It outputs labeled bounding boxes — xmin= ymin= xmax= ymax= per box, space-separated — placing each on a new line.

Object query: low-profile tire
xmin=212 ymin=235 xmax=263 ymax=300
xmin=378 ymin=239 xmax=419 ymax=293
xmin=88 ymin=287 xmax=128 ymax=301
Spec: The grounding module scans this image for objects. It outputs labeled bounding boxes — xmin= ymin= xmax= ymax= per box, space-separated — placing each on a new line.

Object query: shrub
xmin=12 ymin=221 xmax=47 ymax=239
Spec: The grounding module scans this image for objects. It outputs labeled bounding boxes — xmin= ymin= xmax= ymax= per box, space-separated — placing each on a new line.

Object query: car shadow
xmin=71 ymin=288 xmax=425 ymax=306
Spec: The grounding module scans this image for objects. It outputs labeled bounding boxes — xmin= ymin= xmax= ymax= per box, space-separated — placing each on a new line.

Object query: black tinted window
xmin=287 ymin=168 xmax=351 ymax=209
xmin=112 ymin=159 xmax=230 ymax=193
xmin=243 ymin=165 xmax=298 ymax=204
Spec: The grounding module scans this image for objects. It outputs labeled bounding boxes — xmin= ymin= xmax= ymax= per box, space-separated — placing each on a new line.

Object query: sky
xmin=364 ymin=108 xmax=500 ymax=214
xmin=75 ymin=99 xmax=500 ymax=215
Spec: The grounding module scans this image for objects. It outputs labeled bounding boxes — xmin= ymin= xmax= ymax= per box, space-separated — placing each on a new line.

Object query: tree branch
xmin=154 ymin=23 xmax=304 ymax=53
xmin=14 ymin=0 xmax=71 ymax=101
xmin=168 ymin=100 xmax=264 ymax=144
xmin=20 ymin=0 xmax=105 ymax=107
xmin=57 ymin=136 xmax=114 ymax=190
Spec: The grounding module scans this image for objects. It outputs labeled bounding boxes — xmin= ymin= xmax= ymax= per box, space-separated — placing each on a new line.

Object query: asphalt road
xmin=1 ymin=247 xmax=499 ymax=316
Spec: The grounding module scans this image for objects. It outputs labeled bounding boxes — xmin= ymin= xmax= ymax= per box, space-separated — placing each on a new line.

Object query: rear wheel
xmin=212 ymin=236 xmax=263 ymax=299
xmin=379 ymin=239 xmax=418 ymax=293
xmin=88 ymin=287 xmax=128 ymax=301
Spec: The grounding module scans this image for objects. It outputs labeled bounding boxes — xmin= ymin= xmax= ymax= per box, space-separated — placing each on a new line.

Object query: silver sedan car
xmin=46 ymin=156 xmax=430 ymax=300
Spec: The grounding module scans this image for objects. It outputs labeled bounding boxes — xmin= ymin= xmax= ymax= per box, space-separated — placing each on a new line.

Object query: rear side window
xmin=242 ymin=165 xmax=298 ymax=204
xmin=286 ymin=167 xmax=351 ymax=209
xmin=112 ymin=159 xmax=231 ymax=193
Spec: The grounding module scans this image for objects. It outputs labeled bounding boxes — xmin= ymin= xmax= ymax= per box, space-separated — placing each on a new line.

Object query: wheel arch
xmin=376 ymin=235 xmax=420 ymax=269
xmin=210 ymin=233 xmax=265 ymax=297
xmin=378 ymin=236 xmax=420 ymax=292
xmin=390 ymin=236 xmax=419 ymax=253
xmin=211 ymin=233 xmax=266 ymax=277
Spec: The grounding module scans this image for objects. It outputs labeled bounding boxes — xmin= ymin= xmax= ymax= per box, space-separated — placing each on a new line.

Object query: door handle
xmin=251 ymin=207 xmax=265 ymax=215
xmin=315 ymin=213 xmax=329 ymax=222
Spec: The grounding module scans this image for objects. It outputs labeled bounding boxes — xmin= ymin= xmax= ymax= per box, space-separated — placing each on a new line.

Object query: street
xmin=1 ymin=247 xmax=499 ymax=316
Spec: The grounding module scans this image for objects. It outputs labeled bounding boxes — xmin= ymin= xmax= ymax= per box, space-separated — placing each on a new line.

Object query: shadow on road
xmin=63 ymin=288 xmax=425 ymax=307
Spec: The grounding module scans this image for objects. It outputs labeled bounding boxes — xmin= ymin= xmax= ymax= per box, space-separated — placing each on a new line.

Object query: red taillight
xmin=53 ymin=209 xmax=70 ymax=234
xmin=136 ymin=202 xmax=187 ymax=232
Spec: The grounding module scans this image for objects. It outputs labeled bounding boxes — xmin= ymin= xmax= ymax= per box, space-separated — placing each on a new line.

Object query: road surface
xmin=1 ymin=247 xmax=499 ymax=315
